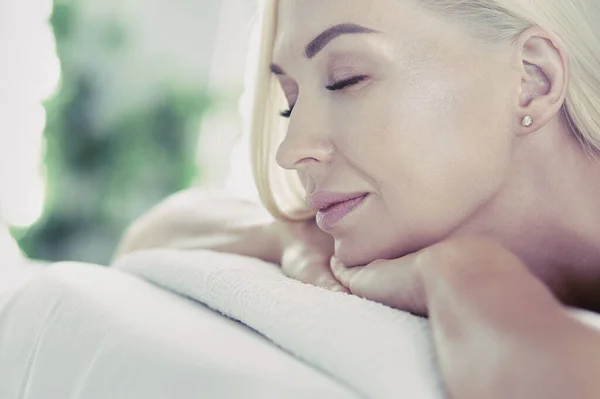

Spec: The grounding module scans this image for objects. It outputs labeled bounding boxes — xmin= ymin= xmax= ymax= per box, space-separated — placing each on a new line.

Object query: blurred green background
xmin=1 ymin=0 xmax=257 ymax=265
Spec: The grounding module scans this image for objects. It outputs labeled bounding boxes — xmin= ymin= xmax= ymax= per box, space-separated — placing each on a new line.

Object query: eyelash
xmin=279 ymin=75 xmax=368 ymax=118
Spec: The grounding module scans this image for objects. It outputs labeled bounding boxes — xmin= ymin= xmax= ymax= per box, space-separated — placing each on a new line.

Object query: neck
xmin=457 ymin=120 xmax=600 ymax=312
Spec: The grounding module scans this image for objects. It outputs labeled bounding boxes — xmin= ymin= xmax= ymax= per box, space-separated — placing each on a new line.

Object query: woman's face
xmin=272 ymin=0 xmax=521 ymax=266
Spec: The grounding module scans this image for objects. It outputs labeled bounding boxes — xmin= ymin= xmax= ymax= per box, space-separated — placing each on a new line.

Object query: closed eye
xmin=279 ymin=75 xmax=369 ymax=118
xmin=280 ymin=108 xmax=293 ymax=118
xmin=325 ymin=74 xmax=368 ymax=91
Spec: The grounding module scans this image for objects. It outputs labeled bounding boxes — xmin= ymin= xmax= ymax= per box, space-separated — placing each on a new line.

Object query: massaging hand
xmin=330 ymin=236 xmax=534 ymax=315
xmin=277 ymin=218 xmax=350 ymax=293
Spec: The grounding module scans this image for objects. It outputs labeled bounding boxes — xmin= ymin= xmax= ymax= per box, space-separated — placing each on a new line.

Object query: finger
xmin=313 ymin=270 xmax=351 ymax=293
xmin=331 ymin=256 xmax=427 ymax=316
xmin=282 ymin=256 xmax=350 ymax=293
xmin=329 ymin=256 xmax=363 ymax=287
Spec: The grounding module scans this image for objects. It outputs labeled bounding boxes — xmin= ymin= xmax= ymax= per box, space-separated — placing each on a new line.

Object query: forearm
xmin=425 ymin=258 xmax=600 ymax=399
xmin=114 ymin=188 xmax=282 ymax=264
xmin=130 ymin=216 xmax=283 ymax=264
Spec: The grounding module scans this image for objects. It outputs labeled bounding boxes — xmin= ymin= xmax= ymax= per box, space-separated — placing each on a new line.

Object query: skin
xmin=271 ymin=0 xmax=600 ymax=310
xmin=331 ymin=237 xmax=600 ymax=399
xmin=269 ymin=1 xmax=600 ymax=396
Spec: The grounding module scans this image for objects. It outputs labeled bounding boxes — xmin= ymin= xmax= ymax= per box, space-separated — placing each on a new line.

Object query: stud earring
xmin=521 ymin=115 xmax=533 ymax=127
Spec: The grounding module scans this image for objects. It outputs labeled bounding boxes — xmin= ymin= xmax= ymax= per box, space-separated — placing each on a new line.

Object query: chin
xmin=334 ymin=237 xmax=401 ymax=267
xmin=334 ymin=245 xmax=373 ymax=267
xmin=334 ymin=232 xmax=435 ymax=267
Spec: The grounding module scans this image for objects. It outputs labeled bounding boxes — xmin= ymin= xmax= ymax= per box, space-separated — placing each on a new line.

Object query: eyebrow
xmin=270 ymin=23 xmax=380 ymax=75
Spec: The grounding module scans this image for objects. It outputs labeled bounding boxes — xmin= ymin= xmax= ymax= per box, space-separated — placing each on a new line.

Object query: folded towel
xmin=112 ymin=249 xmax=600 ymax=399
xmin=113 ymin=249 xmax=446 ymax=399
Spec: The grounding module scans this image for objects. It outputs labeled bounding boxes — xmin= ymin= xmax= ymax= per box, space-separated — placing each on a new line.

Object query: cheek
xmin=328 ymin=86 xmax=513 ymax=265
xmin=362 ymin=70 xmax=511 ymax=232
xmin=389 ymin=66 xmax=511 ymax=186
xmin=329 ymin=87 xmax=404 ymax=182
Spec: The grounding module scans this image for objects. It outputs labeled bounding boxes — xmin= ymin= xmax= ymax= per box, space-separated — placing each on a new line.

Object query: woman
xmin=117 ymin=0 xmax=600 ymax=397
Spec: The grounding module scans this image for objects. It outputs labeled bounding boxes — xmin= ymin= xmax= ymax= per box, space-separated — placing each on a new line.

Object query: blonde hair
xmin=246 ymin=0 xmax=600 ymax=221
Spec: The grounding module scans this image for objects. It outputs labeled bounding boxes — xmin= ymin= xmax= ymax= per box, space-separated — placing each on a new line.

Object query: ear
xmin=514 ymin=27 xmax=569 ymax=135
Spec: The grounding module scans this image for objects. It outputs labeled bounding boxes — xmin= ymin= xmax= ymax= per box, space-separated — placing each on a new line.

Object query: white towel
xmin=112 ymin=249 xmax=446 ymax=399
xmin=112 ymin=249 xmax=600 ymax=399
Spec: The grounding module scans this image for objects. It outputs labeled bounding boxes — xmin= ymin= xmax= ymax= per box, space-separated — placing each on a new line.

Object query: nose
xmin=275 ymin=102 xmax=334 ymax=171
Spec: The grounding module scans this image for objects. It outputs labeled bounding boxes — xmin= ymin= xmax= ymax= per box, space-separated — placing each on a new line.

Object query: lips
xmin=307 ymin=192 xmax=369 ymax=211
xmin=308 ymin=192 xmax=369 ymax=230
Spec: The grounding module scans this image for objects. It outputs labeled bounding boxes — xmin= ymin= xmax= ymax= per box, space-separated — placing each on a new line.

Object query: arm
xmin=331 ymin=237 xmax=600 ymax=398
xmin=423 ymin=242 xmax=600 ymax=399
xmin=115 ymin=188 xmax=347 ymax=291
xmin=114 ymin=188 xmax=282 ymax=264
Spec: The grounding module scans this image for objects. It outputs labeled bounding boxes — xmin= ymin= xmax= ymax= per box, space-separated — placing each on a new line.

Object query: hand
xmin=331 ymin=236 xmax=531 ymax=316
xmin=114 ymin=187 xmax=348 ymax=292
xmin=330 ymin=247 xmax=426 ymax=315
xmin=277 ymin=218 xmax=350 ymax=293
